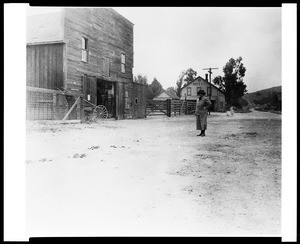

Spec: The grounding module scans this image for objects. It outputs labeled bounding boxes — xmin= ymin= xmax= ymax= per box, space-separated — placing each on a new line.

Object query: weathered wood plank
xmin=56 ymin=44 xmax=64 ymax=90
xmin=48 ymin=45 xmax=53 ymax=89
xmin=35 ymin=47 xmax=39 ymax=88
xmin=27 ymin=44 xmax=64 ymax=90
xmin=64 ymin=8 xmax=134 ymax=93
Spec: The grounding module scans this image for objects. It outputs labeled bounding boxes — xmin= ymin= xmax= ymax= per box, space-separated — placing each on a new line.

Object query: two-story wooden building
xmin=180 ymin=75 xmax=226 ymax=112
xmin=26 ymin=8 xmax=146 ymax=120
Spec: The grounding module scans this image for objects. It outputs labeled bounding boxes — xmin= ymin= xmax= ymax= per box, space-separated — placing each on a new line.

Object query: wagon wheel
xmin=92 ymin=105 xmax=108 ymax=120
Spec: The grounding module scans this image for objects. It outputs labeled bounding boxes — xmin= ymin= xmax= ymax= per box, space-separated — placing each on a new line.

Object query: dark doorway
xmin=96 ymin=79 xmax=116 ymax=118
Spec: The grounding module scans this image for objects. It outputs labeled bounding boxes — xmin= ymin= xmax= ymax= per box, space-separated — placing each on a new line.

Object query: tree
xmin=175 ymin=70 xmax=186 ymax=97
xmin=133 ymin=74 xmax=148 ymax=85
xmin=147 ymin=77 xmax=163 ymax=100
xmin=239 ymin=98 xmax=249 ymax=107
xmin=167 ymin=87 xmax=176 ymax=93
xmin=213 ymin=57 xmax=247 ymax=108
xmin=183 ymin=68 xmax=197 ymax=84
xmin=175 ymin=68 xmax=197 ymax=98
xmin=271 ymin=92 xmax=279 ymax=108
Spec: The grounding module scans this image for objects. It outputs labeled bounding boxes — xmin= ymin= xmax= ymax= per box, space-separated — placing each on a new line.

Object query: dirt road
xmin=26 ymin=110 xmax=281 ymax=237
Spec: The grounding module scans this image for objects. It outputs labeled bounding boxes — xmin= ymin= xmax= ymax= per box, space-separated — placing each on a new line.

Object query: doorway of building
xmin=96 ymin=79 xmax=116 ymax=118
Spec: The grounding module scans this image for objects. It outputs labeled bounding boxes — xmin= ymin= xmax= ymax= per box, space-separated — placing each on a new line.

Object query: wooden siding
xmin=63 ymin=8 xmax=134 ymax=95
xmin=26 ymin=44 xmax=64 ymax=90
xmin=116 ymin=82 xmax=125 ymax=119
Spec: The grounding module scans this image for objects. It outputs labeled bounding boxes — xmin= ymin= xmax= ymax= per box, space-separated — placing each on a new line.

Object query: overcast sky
xmin=114 ymin=7 xmax=281 ymax=93
xmin=27 ymin=6 xmax=281 ymax=93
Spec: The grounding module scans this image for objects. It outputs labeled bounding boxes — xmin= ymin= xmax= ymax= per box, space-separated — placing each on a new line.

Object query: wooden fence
xmin=146 ymin=99 xmax=196 ymax=117
xmin=26 ymin=86 xmax=83 ymax=120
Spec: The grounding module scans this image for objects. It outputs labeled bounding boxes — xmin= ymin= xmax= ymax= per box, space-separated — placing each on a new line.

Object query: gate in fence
xmin=146 ymin=99 xmax=196 ymax=117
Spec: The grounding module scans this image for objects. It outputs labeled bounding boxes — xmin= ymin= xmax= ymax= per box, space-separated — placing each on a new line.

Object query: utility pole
xmin=203 ymin=67 xmax=218 ymax=114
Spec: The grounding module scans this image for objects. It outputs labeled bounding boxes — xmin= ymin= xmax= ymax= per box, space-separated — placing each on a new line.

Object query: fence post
xmin=76 ymin=96 xmax=82 ymax=120
xmin=167 ymin=99 xmax=171 ymax=117
xmin=53 ymin=93 xmax=58 ymax=120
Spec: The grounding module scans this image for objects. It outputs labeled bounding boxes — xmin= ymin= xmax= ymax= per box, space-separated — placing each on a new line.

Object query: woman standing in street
xmin=195 ymin=89 xmax=212 ymax=136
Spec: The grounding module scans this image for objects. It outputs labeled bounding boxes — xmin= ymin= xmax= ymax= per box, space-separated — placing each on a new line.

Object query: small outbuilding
xmin=153 ymin=89 xmax=180 ymax=101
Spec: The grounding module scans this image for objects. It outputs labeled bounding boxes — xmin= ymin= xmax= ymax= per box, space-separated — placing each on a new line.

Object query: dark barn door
xmin=132 ymin=82 xmax=146 ymax=119
xmin=96 ymin=79 xmax=116 ymax=118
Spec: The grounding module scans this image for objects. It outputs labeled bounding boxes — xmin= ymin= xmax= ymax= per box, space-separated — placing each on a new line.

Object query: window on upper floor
xmin=197 ymin=87 xmax=202 ymax=93
xmin=121 ymin=54 xmax=125 ymax=73
xmin=81 ymin=37 xmax=88 ymax=62
xmin=187 ymin=87 xmax=191 ymax=96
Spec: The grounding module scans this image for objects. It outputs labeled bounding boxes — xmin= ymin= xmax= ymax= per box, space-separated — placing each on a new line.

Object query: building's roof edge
xmin=155 ymin=89 xmax=180 ymax=99
xmin=26 ymin=40 xmax=65 ymax=45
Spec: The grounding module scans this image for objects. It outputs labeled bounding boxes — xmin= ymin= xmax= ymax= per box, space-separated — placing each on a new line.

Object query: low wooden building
xmin=26 ymin=8 xmax=146 ymax=120
xmin=153 ymin=89 xmax=180 ymax=101
xmin=180 ymin=75 xmax=226 ymax=112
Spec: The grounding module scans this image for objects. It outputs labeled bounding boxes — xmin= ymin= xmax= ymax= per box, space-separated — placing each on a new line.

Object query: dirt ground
xmin=25 ymin=110 xmax=281 ymax=237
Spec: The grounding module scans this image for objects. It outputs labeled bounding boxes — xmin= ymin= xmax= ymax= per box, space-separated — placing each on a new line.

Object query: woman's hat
xmin=197 ymin=90 xmax=206 ymax=95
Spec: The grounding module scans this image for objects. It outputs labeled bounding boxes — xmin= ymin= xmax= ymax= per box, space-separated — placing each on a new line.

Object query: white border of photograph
xmin=3 ymin=3 xmax=297 ymax=241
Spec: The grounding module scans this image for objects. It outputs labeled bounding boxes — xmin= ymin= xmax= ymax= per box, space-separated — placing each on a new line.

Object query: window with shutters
xmin=121 ymin=53 xmax=125 ymax=73
xmin=81 ymin=37 xmax=88 ymax=62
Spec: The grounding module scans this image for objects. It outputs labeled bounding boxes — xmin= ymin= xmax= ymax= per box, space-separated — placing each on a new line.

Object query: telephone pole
xmin=203 ymin=67 xmax=218 ymax=114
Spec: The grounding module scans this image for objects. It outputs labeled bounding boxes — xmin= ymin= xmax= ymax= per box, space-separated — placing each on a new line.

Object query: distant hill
xmin=241 ymin=86 xmax=281 ymax=111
